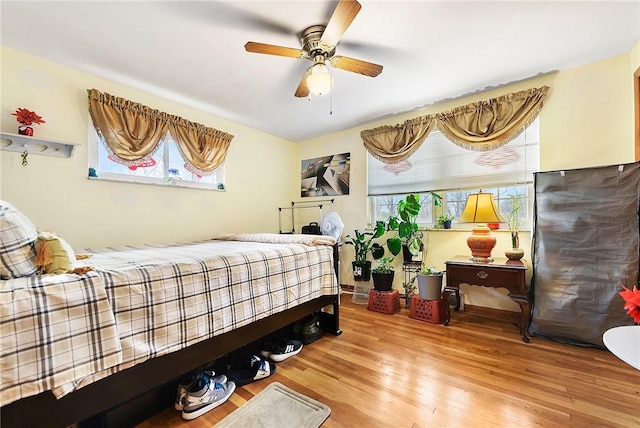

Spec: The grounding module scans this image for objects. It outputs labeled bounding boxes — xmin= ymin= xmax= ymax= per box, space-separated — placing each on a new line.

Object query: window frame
xmin=367 ymin=118 xmax=539 ymax=230
xmin=368 ymin=184 xmax=533 ymax=231
xmin=87 ymin=123 xmax=226 ymax=191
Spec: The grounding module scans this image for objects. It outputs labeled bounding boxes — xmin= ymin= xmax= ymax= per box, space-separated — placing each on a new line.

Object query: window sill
xmin=428 ymin=227 xmax=531 ymax=232
xmin=87 ymin=175 xmax=225 ymax=191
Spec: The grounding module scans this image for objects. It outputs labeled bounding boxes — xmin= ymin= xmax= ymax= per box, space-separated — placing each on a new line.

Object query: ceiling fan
xmin=244 ymin=0 xmax=383 ymax=98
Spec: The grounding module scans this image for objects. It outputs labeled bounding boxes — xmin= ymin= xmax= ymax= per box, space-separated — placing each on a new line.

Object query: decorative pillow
xmin=35 ymin=230 xmax=78 ymax=274
xmin=0 ymin=200 xmax=38 ymax=279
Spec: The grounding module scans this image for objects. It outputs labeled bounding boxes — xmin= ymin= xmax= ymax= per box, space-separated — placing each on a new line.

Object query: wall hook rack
xmin=0 ymin=132 xmax=78 ymax=159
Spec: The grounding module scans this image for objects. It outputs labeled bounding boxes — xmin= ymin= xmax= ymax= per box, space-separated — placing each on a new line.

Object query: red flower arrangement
xmin=619 ymin=284 xmax=640 ymax=324
xmin=12 ymin=108 xmax=46 ymax=126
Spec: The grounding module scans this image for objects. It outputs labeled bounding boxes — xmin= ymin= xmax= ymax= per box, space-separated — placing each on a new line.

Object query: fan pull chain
xmin=329 ymin=74 xmax=333 ymax=115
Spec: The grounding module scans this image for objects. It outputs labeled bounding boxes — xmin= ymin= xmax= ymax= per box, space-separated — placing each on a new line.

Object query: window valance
xmin=87 ymin=89 xmax=234 ymax=174
xmin=361 ymin=86 xmax=549 ymax=164
xmin=361 ymin=115 xmax=436 ymax=164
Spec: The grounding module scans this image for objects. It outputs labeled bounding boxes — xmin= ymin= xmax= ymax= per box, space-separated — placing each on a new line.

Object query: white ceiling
xmin=1 ymin=1 xmax=639 ymax=142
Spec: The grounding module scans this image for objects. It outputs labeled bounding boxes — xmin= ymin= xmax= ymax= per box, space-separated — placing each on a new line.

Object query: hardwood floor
xmin=137 ymin=296 xmax=639 ymax=427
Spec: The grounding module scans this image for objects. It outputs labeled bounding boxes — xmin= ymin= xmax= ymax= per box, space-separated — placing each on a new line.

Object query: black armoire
xmin=530 ymin=162 xmax=639 ymax=347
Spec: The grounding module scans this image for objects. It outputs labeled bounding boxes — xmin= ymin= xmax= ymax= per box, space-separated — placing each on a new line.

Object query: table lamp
xmin=459 ymin=191 xmax=505 ymax=262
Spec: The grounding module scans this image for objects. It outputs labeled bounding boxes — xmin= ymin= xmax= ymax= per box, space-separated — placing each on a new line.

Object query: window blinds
xmin=367 ymin=119 xmax=539 ymax=195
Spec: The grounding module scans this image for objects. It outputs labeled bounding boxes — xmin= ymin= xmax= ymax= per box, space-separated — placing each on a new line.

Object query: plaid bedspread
xmin=1 ymin=239 xmax=337 ymax=406
xmin=0 ymin=272 xmax=122 ymax=407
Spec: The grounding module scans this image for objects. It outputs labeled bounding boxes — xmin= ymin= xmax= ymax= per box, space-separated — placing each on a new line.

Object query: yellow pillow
xmin=35 ymin=230 xmax=77 ymax=274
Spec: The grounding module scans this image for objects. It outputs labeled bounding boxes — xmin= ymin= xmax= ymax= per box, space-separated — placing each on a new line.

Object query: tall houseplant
xmin=505 ymin=194 xmax=525 ymax=260
xmin=344 ymin=222 xmax=386 ymax=281
xmin=385 ymin=192 xmax=442 ymax=262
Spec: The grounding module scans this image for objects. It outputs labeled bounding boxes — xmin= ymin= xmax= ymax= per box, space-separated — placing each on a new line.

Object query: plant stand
xmin=367 ymin=290 xmax=400 ymax=315
xmin=409 ymin=296 xmax=445 ymax=324
xmin=402 ymin=262 xmax=421 ymax=308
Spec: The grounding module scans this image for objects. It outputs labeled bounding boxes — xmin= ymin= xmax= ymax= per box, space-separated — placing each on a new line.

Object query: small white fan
xmin=321 ymin=211 xmax=344 ymax=241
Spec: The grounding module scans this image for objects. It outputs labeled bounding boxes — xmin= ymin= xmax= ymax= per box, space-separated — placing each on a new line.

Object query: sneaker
xmin=181 ymin=378 xmax=236 ymax=420
xmin=175 ymin=370 xmax=227 ymax=411
xmin=260 ymin=338 xmax=303 ymax=362
xmin=300 ymin=322 xmax=324 ymax=345
xmin=292 ymin=313 xmax=316 ymax=336
xmin=227 ymin=355 xmax=276 ymax=387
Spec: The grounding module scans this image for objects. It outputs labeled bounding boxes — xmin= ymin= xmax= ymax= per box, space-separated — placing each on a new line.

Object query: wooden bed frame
xmin=1 ymin=247 xmax=341 ymax=428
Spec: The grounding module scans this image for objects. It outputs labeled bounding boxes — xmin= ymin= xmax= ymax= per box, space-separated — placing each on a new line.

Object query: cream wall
xmin=0 ymin=46 xmax=300 ymax=248
xmin=300 ymin=50 xmax=637 ymax=310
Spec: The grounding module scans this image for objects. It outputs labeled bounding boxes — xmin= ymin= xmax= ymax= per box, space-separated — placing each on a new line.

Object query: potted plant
xmin=344 ymin=222 xmax=386 ymax=281
xmin=385 ymin=192 xmax=442 ymax=263
xmin=402 ymin=277 xmax=417 ymax=308
xmin=436 ymin=214 xmax=454 ymax=229
xmin=505 ymin=194 xmax=525 ymax=260
xmin=371 ymin=256 xmax=395 ymax=292
xmin=416 ymin=265 xmax=444 ymax=300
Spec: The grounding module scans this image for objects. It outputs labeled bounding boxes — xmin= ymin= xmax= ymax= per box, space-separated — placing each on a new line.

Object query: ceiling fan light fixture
xmin=306 ymin=63 xmax=332 ymax=96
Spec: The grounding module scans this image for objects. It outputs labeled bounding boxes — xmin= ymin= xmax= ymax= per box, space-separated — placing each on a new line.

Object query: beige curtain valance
xmin=361 ymin=86 xmax=550 ymax=163
xmin=437 ymin=86 xmax=549 ymax=151
xmin=360 ymin=115 xmax=436 ymax=164
xmin=87 ymin=89 xmax=233 ymax=174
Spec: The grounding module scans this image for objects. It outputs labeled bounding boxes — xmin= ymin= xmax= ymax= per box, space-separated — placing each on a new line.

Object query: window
xmin=367 ymin=118 xmax=539 ymax=228
xmin=88 ymin=126 xmax=225 ymax=190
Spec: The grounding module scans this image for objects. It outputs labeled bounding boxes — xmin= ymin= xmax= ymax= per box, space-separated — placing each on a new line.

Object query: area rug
xmin=214 ymin=382 xmax=331 ymax=428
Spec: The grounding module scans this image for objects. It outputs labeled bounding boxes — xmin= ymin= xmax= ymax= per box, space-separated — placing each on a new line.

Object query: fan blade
xmin=244 ymin=42 xmax=304 ymax=59
xmin=330 ymin=56 xmax=383 ymax=77
xmin=295 ymin=69 xmax=311 ymax=98
xmin=321 ymin=0 xmax=362 ymax=48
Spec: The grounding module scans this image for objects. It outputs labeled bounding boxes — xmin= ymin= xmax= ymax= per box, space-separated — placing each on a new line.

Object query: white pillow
xmin=0 ymin=200 xmax=38 ymax=279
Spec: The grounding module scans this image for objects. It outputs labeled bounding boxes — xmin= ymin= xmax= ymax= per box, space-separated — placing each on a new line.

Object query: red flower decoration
xmin=12 ymin=108 xmax=46 ymax=126
xmin=619 ymin=284 xmax=640 ymax=324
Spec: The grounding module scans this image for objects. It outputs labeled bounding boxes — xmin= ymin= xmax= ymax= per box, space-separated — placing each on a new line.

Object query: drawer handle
xmin=477 ymin=271 xmax=488 ymax=279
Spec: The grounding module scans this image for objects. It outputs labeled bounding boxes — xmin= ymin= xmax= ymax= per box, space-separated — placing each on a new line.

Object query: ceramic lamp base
xmin=466 ymin=224 xmax=497 ymax=262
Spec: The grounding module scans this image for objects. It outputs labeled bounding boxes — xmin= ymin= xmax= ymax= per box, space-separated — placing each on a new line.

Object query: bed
xmin=0 ymin=202 xmax=340 ymax=428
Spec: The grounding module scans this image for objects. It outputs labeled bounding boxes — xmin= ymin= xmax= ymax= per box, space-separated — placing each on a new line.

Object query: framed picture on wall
xmin=301 ymin=152 xmax=350 ymax=197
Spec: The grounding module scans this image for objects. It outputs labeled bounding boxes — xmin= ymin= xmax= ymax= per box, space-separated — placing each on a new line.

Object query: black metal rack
xmin=278 ymin=199 xmax=334 ymax=234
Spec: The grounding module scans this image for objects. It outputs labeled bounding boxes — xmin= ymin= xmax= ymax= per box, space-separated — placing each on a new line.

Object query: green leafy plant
xmin=344 ymin=222 xmax=386 ymax=264
xmin=436 ymin=214 xmax=454 ymax=224
xmin=372 ymin=256 xmax=394 ymax=274
xmin=437 ymin=214 xmax=454 ymax=222
xmin=403 ymin=277 xmax=417 ymax=295
xmin=419 ymin=265 xmax=444 ymax=276
xmin=347 ymin=192 xmax=443 ymax=267
xmin=384 ymin=192 xmax=442 ymax=257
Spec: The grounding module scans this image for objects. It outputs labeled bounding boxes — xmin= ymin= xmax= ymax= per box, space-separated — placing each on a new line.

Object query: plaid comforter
xmin=0 ymin=272 xmax=121 ymax=406
xmin=0 ymin=238 xmax=337 ymax=406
